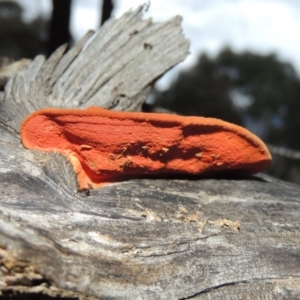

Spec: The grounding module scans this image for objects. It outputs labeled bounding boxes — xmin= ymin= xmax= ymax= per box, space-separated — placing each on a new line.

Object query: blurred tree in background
xmin=101 ymin=0 xmax=114 ymax=25
xmin=152 ymin=51 xmax=243 ymax=125
xmin=0 ymin=1 xmax=48 ymax=59
xmin=0 ymin=0 xmax=115 ymax=58
xmin=153 ymin=48 xmax=300 ymax=183
xmin=48 ymin=0 xmax=114 ymax=55
xmin=48 ymin=0 xmax=72 ymax=56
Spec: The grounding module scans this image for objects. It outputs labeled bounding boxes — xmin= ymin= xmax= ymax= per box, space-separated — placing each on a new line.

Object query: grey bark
xmin=1 ymin=6 xmax=300 ymax=300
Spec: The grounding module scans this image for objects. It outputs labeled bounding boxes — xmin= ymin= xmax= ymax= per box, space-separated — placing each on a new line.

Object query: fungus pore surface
xmin=21 ymin=107 xmax=272 ymax=189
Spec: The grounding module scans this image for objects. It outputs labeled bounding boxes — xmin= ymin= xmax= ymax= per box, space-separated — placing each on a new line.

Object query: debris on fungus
xmin=20 ymin=107 xmax=272 ymax=189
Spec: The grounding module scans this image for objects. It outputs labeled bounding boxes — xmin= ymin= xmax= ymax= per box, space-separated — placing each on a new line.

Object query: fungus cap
xmin=21 ymin=107 xmax=272 ymax=189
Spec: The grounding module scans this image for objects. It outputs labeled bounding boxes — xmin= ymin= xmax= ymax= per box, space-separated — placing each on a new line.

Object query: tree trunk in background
xmin=48 ymin=0 xmax=72 ymax=56
xmin=101 ymin=0 xmax=114 ymax=25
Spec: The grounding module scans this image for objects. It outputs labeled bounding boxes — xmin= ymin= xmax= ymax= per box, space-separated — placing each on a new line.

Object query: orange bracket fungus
xmin=21 ymin=107 xmax=272 ymax=189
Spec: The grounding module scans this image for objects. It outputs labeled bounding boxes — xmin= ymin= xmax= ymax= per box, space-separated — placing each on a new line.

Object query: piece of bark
xmin=0 ymin=6 xmax=189 ymax=132
xmin=1 ymin=6 xmax=300 ymax=300
xmin=1 ymin=128 xmax=300 ymax=299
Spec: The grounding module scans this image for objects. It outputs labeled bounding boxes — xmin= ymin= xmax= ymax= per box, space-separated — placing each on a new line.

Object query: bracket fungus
xmin=21 ymin=107 xmax=272 ymax=189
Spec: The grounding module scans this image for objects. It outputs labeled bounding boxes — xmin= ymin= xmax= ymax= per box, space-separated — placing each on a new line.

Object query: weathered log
xmin=1 ymin=6 xmax=300 ymax=300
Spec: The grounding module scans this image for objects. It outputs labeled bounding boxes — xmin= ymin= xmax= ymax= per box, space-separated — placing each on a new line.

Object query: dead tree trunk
xmin=0 ymin=6 xmax=300 ymax=300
